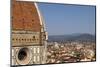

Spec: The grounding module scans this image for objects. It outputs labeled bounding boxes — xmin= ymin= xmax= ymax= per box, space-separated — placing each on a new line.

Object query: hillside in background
xmin=48 ymin=33 xmax=96 ymax=42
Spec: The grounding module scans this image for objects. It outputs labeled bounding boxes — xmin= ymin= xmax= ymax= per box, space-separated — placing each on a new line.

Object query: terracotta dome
xmin=12 ymin=0 xmax=42 ymax=32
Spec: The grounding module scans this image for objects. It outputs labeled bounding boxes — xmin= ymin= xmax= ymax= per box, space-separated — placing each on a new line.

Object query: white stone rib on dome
xmin=34 ymin=2 xmax=46 ymax=31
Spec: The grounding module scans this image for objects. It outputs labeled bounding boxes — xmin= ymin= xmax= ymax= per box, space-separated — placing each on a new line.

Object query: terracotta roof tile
xmin=12 ymin=0 xmax=41 ymax=32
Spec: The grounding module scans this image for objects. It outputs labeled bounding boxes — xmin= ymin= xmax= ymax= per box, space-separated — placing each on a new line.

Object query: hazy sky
xmin=38 ymin=3 xmax=96 ymax=35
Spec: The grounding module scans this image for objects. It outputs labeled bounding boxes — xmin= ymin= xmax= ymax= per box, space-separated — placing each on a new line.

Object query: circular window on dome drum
xmin=18 ymin=48 xmax=27 ymax=61
xmin=16 ymin=47 xmax=32 ymax=65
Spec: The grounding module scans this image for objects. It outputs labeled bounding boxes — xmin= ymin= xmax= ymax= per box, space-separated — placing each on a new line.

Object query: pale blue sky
xmin=38 ymin=3 xmax=96 ymax=35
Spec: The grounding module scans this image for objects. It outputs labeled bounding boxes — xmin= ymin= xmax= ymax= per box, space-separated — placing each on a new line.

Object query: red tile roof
xmin=12 ymin=0 xmax=41 ymax=32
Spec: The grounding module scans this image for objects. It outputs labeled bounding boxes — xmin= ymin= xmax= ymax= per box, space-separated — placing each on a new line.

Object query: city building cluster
xmin=46 ymin=41 xmax=96 ymax=64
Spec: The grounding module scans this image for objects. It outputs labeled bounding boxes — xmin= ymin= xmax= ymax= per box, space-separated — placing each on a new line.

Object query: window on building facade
xmin=37 ymin=56 xmax=40 ymax=62
xmin=33 ymin=48 xmax=36 ymax=53
xmin=33 ymin=56 xmax=36 ymax=62
xmin=37 ymin=47 xmax=40 ymax=53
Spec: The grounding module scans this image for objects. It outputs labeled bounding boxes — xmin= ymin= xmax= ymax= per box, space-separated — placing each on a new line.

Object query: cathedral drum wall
xmin=12 ymin=32 xmax=40 ymax=46
xmin=11 ymin=0 xmax=47 ymax=66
